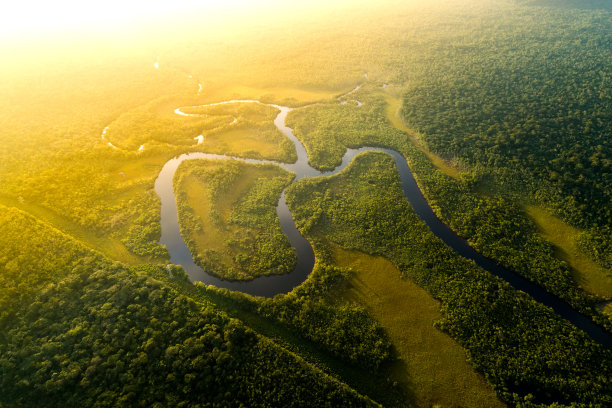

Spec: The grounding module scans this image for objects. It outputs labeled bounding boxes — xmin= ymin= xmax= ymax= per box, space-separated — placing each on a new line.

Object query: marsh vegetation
xmin=174 ymin=160 xmax=295 ymax=280
xmin=1 ymin=0 xmax=610 ymax=406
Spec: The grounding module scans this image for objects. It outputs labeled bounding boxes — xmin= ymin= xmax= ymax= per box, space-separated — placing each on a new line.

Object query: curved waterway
xmin=155 ymin=99 xmax=612 ymax=348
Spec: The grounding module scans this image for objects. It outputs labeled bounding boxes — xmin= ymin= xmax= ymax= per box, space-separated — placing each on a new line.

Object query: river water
xmin=154 ymin=99 xmax=612 ymax=348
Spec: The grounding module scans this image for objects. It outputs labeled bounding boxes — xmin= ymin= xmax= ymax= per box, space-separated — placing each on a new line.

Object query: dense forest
xmin=174 ymin=160 xmax=296 ymax=280
xmin=517 ymin=0 xmax=612 ymax=10
xmin=286 ymin=152 xmax=612 ymax=407
xmin=0 ymin=207 xmax=375 ymax=407
xmin=399 ymin=1 xmax=611 ymax=232
xmin=287 ymin=90 xmax=611 ymax=326
xmin=1 ymin=0 xmax=611 ymax=406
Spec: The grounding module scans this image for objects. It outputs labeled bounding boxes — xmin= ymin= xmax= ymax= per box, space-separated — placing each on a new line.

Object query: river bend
xmin=154 ymin=99 xmax=612 ymax=348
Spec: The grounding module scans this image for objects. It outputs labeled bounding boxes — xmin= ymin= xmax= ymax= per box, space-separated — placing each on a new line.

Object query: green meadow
xmin=175 ymin=160 xmax=295 ymax=280
xmin=0 ymin=0 xmax=610 ymax=406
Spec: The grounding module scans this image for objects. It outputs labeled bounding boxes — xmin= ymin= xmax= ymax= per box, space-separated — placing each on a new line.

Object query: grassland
xmin=330 ymin=246 xmax=504 ymax=408
xmin=287 ymin=83 xmax=608 ymax=322
xmin=107 ymin=98 xmax=296 ymax=162
xmin=197 ymin=84 xmax=341 ymax=107
xmin=526 ymin=205 xmax=612 ymax=299
xmin=180 ymin=102 xmax=296 ymax=162
xmin=196 ymin=127 xmax=290 ymax=162
xmin=286 ymin=84 xmax=409 ymax=171
xmin=387 ymin=90 xmax=612 ymax=304
xmin=0 ymin=206 xmax=376 ymax=408
xmin=0 ymin=195 xmax=150 ymax=265
xmin=385 ymin=86 xmax=612 ymax=308
xmin=1 ymin=0 xmax=611 ymax=406
xmin=287 ymin=151 xmax=612 ymax=407
xmin=383 ymin=94 xmax=463 ymax=180
xmin=175 ymin=160 xmax=295 ymax=280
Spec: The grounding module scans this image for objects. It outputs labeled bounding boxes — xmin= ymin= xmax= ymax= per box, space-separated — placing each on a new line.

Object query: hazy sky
xmin=0 ymin=0 xmax=288 ymax=40
xmin=0 ymin=0 xmax=378 ymax=41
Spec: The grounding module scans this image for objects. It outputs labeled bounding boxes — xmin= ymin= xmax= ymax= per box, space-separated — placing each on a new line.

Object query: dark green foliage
xmin=229 ymin=169 xmax=296 ymax=273
xmin=258 ymin=263 xmax=393 ymax=370
xmin=411 ymin=159 xmax=604 ymax=320
xmin=259 ymin=298 xmax=392 ymax=370
xmin=517 ymin=0 xmax=612 ymax=10
xmin=400 ymin=4 xmax=612 ymax=228
xmin=195 ymin=261 xmax=394 ymax=371
xmin=286 ymin=152 xmax=612 ymax=407
xmin=174 ymin=160 xmax=297 ymax=280
xmin=1 ymin=2 xmax=611 ymax=406
xmin=119 ymin=191 xmax=169 ymax=259
xmin=576 ymin=226 xmax=612 ymax=269
xmin=286 ymin=85 xmax=606 ymax=321
xmin=1 ymin=268 xmax=373 ymax=407
xmin=0 ymin=206 xmax=97 ymax=334
xmin=0 ymin=207 xmax=375 ymax=407
xmin=287 ymin=89 xmax=408 ymax=171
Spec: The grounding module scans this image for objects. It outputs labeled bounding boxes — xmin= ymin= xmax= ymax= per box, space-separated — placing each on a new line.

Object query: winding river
xmin=154 ymin=99 xmax=612 ymax=349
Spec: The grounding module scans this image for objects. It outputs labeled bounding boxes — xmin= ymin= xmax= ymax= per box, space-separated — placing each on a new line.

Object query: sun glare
xmin=0 ymin=0 xmax=261 ymax=40
xmin=1 ymin=0 xmax=379 ymax=46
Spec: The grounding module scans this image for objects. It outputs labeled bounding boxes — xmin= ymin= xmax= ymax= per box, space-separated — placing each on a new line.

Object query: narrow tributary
xmin=154 ymin=99 xmax=612 ymax=348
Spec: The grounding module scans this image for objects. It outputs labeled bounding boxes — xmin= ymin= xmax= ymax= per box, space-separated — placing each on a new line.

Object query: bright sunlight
xmin=0 ymin=0 xmax=273 ymax=39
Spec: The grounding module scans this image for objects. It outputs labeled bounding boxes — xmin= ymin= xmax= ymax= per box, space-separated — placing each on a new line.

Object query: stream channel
xmin=154 ymin=100 xmax=612 ymax=348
